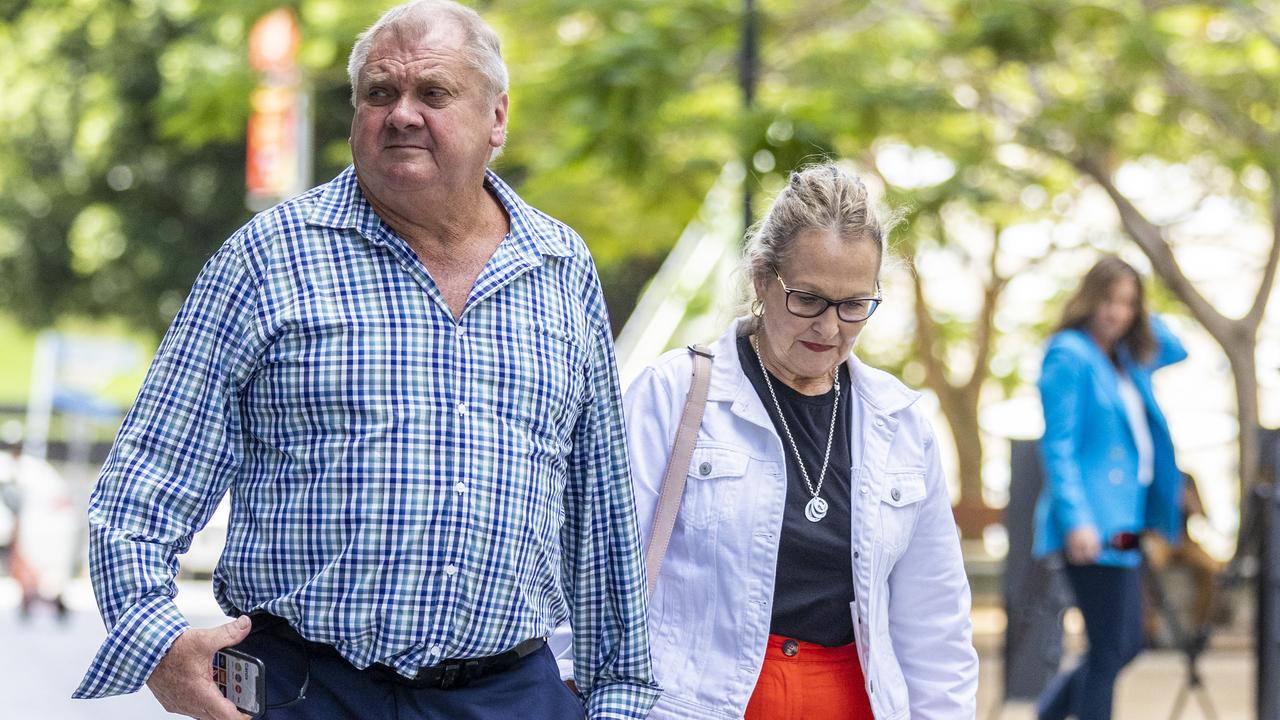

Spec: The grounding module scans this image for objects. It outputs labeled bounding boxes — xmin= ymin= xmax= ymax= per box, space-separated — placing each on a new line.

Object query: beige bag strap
xmin=645 ymin=344 xmax=714 ymax=597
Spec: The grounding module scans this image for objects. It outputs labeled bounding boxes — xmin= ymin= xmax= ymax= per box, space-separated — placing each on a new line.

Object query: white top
xmin=1116 ymin=373 xmax=1155 ymax=487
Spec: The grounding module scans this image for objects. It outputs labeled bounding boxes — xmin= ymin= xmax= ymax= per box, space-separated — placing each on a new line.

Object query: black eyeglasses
xmin=774 ymin=270 xmax=882 ymax=323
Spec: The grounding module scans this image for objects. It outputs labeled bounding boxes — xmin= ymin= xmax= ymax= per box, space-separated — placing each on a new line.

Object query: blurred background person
xmin=0 ymin=428 xmax=76 ymax=621
xmin=1033 ymin=256 xmax=1188 ymax=720
xmin=1142 ymin=474 xmax=1222 ymax=646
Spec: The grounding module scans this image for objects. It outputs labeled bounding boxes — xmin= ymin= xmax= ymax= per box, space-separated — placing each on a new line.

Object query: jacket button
xmin=782 ymin=639 xmax=799 ymax=657
xmin=699 ymin=462 xmax=712 ymax=476
xmin=891 ymin=488 xmax=901 ymax=501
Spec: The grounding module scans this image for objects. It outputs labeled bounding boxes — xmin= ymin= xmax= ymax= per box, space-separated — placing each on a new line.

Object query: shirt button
xmin=699 ymin=462 xmax=712 ymax=476
xmin=456 ymin=402 xmax=468 ymax=416
xmin=454 ymin=481 xmax=467 ymax=494
xmin=444 ymin=564 xmax=458 ymax=577
xmin=455 ymin=326 xmax=466 ymax=339
xmin=428 ymin=645 xmax=442 ymax=659
xmin=860 ymin=485 xmax=869 ymax=495
xmin=854 ymin=550 xmax=860 ymax=559
xmin=782 ymin=639 xmax=799 ymax=657
xmin=875 ymin=419 xmax=885 ymax=428
xmin=891 ymin=488 xmax=902 ymax=501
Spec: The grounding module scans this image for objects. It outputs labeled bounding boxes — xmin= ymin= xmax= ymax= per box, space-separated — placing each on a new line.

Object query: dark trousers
xmin=1037 ymin=563 xmax=1145 ymax=720
xmin=235 ymin=624 xmax=587 ymax=720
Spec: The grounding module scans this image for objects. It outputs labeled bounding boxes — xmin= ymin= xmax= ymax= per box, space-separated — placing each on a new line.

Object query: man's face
xmin=350 ymin=21 xmax=508 ymax=202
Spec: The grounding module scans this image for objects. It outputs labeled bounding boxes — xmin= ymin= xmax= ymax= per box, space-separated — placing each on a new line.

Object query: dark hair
xmin=1055 ymin=255 xmax=1156 ymax=363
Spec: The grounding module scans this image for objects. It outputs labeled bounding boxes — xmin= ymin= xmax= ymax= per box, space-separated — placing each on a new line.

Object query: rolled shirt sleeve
xmin=560 ymin=317 xmax=661 ymax=719
xmin=75 ymin=245 xmax=261 ymax=698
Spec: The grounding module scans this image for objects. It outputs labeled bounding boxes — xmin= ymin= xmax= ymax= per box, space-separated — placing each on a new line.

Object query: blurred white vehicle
xmin=0 ymin=451 xmax=76 ymax=612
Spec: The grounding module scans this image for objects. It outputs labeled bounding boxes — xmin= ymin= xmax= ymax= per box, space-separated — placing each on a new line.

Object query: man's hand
xmin=1065 ymin=526 xmax=1102 ymax=565
xmin=146 ymin=615 xmax=253 ymax=719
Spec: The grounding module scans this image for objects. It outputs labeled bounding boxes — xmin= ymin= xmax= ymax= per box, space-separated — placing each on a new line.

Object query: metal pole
xmin=740 ymin=0 xmax=758 ymax=236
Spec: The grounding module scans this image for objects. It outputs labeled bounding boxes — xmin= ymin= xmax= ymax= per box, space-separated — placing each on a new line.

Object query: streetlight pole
xmin=739 ymin=0 xmax=758 ymax=236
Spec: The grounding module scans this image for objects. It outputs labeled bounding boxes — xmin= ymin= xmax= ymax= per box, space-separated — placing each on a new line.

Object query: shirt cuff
xmin=587 ymin=680 xmax=662 ymax=720
xmin=73 ymin=595 xmax=189 ymax=698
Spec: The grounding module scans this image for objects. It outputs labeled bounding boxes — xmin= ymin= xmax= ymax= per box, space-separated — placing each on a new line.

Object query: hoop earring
xmin=751 ymin=299 xmax=764 ymax=317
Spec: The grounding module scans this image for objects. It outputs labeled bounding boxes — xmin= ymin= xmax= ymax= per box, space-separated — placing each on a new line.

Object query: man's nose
xmin=386 ymin=96 xmax=425 ymax=129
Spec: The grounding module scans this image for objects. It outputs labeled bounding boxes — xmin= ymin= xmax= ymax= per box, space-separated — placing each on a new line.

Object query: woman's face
xmin=752 ymin=229 xmax=880 ymax=393
xmin=1088 ymin=274 xmax=1141 ymax=349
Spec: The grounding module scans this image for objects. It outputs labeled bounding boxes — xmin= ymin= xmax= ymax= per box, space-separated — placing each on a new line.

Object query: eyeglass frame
xmin=771 ymin=268 xmax=883 ymax=323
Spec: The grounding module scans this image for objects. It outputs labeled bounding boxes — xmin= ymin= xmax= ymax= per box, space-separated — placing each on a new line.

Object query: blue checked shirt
xmin=74 ymin=167 xmax=660 ymax=718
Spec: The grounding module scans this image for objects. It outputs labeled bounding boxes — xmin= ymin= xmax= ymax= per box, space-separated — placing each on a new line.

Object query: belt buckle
xmin=437 ymin=661 xmax=462 ymax=690
xmin=433 ymin=658 xmax=485 ymax=690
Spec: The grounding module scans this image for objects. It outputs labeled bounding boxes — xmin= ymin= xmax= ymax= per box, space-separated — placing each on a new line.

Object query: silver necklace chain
xmin=751 ymin=335 xmax=840 ymax=521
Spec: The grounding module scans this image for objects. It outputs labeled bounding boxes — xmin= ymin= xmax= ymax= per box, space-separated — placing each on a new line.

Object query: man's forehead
xmin=367 ymin=18 xmax=465 ymax=61
xmin=360 ymin=24 xmax=467 ymax=79
xmin=360 ymin=53 xmax=459 ymax=81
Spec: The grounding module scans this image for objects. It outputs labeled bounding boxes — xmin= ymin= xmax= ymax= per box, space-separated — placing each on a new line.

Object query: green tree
xmin=937 ymin=0 xmax=1280 ymax=504
xmin=0 ymin=0 xmax=354 ymax=332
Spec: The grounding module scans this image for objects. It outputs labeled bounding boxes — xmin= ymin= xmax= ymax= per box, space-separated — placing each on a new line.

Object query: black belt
xmin=249 ymin=612 xmax=546 ymax=690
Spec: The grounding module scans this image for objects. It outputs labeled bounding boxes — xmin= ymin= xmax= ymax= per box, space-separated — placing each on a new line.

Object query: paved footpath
xmin=1 ymin=578 xmax=1257 ymax=719
xmin=978 ymin=648 xmax=1255 ymax=719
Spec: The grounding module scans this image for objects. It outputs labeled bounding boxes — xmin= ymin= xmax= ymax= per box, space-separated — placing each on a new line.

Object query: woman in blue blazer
xmin=1033 ymin=256 xmax=1187 ymax=720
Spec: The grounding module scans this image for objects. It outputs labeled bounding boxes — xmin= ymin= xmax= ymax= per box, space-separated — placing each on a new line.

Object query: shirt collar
xmin=306 ymin=166 xmax=575 ymax=259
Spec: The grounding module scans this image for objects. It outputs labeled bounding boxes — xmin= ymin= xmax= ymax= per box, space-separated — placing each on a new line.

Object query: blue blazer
xmin=1032 ymin=315 xmax=1188 ymax=567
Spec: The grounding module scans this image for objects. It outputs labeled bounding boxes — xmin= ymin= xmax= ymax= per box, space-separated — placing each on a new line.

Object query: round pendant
xmin=804 ymin=496 xmax=828 ymax=523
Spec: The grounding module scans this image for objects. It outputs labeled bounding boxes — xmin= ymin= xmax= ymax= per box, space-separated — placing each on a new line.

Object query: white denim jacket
xmin=556 ymin=320 xmax=978 ymax=719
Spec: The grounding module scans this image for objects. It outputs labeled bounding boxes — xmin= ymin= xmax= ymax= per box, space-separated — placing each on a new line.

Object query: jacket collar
xmin=706 ymin=318 xmax=920 ymax=418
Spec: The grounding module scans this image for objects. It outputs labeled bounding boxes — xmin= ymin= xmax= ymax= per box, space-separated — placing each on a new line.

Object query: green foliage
xmin=0 ymin=0 xmax=1274 ymax=350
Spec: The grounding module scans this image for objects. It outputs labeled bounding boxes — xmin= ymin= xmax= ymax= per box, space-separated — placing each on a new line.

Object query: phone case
xmin=213 ymin=647 xmax=266 ymax=718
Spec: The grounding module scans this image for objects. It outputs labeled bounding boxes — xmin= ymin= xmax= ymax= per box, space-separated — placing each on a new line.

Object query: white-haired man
xmin=74 ymin=2 xmax=659 ymax=718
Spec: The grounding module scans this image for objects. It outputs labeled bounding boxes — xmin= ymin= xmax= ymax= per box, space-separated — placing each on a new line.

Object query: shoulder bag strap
xmin=645 ymin=344 xmax=714 ymax=597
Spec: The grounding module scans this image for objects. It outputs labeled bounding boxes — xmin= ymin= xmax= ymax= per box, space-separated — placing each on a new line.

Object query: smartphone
xmin=212 ymin=647 xmax=266 ymax=718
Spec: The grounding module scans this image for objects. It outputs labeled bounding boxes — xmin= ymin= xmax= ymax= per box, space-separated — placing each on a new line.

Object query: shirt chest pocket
xmin=878 ymin=470 xmax=928 ymax=551
xmin=678 ymin=445 xmax=750 ymax=530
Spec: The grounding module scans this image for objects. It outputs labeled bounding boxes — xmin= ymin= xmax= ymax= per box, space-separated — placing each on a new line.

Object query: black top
xmin=737 ymin=334 xmax=856 ymax=647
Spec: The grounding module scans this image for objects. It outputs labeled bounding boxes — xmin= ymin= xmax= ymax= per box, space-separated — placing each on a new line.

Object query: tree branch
xmin=1247 ymin=188 xmax=1280 ymax=329
xmin=908 ymin=253 xmax=956 ymax=395
xmin=1073 ymin=155 xmax=1236 ymax=340
xmin=966 ymin=226 xmax=1008 ymax=396
xmin=1157 ymin=60 xmax=1275 ymax=149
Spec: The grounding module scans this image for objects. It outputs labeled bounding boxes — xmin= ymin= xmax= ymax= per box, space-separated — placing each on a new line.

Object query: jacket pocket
xmin=878 ymin=471 xmax=927 ymax=551
xmin=678 ymin=444 xmax=750 ymax=530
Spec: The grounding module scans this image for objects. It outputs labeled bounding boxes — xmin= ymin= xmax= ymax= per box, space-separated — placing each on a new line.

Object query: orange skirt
xmin=744 ymin=634 xmax=875 ymax=720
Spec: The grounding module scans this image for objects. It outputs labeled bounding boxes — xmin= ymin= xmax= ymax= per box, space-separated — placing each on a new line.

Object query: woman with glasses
xmin=559 ymin=163 xmax=978 ymax=719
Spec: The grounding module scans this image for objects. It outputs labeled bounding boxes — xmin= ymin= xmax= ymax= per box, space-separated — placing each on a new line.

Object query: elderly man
xmin=73 ymin=2 xmax=659 ymax=718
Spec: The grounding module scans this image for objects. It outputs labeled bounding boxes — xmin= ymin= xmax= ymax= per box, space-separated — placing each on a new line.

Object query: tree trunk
xmin=1224 ymin=341 xmax=1262 ymax=510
